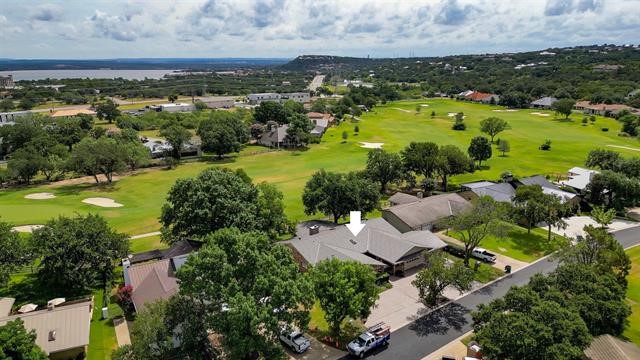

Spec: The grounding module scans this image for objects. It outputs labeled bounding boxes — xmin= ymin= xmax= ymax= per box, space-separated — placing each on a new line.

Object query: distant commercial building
xmin=247 ymin=92 xmax=310 ymax=105
xmin=0 ymin=75 xmax=14 ymax=88
xmin=0 ymin=110 xmax=32 ymax=126
xmin=150 ymin=103 xmax=196 ymax=113
xmin=198 ymin=96 xmax=235 ymax=109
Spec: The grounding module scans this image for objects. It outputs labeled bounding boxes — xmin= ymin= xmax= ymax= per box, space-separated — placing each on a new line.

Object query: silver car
xmin=280 ymin=330 xmax=311 ymax=353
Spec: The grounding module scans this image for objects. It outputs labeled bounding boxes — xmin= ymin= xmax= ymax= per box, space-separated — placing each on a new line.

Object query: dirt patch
xmin=530 ymin=112 xmax=550 ymax=117
xmin=82 ymin=197 xmax=124 ymax=208
xmin=607 ymin=145 xmax=640 ymax=152
xmin=12 ymin=225 xmax=44 ymax=233
xmin=24 ymin=192 xmax=56 ymax=200
xmin=359 ymin=142 xmax=384 ymax=149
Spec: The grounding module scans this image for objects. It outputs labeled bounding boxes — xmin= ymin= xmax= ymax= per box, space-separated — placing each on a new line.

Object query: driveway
xmin=286 ymin=335 xmax=346 ymax=360
xmin=365 ymin=268 xmax=482 ymax=331
xmin=546 ymin=215 xmax=638 ymax=239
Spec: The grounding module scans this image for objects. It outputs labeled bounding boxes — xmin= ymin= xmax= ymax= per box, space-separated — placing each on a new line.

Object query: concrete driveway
xmin=546 ymin=216 xmax=638 ymax=239
xmin=286 ymin=335 xmax=346 ymax=360
xmin=365 ymin=268 xmax=482 ymax=331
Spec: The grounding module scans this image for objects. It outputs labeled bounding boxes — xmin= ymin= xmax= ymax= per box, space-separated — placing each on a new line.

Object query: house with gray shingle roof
xmin=284 ymin=218 xmax=446 ymax=275
xmin=382 ymin=193 xmax=472 ymax=233
xmin=530 ymin=96 xmax=558 ymax=109
xmin=461 ymin=175 xmax=579 ymax=205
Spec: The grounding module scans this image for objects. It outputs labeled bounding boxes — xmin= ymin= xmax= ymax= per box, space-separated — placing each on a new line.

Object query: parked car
xmin=472 ymin=247 xmax=497 ymax=263
xmin=347 ymin=322 xmax=390 ymax=358
xmin=279 ymin=330 xmax=311 ymax=353
xmin=444 ymin=244 xmax=465 ymax=258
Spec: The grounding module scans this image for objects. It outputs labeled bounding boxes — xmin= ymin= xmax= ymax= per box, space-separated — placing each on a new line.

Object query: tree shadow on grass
xmin=0 ymin=273 xmax=87 ymax=308
xmin=54 ymin=182 xmax=118 ymax=196
xmin=408 ymin=302 xmax=470 ymax=336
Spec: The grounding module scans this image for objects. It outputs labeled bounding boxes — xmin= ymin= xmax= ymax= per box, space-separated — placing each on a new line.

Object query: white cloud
xmin=0 ymin=0 xmax=638 ymax=58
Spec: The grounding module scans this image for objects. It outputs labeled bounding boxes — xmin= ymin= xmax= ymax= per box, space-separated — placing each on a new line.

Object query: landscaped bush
xmin=602 ymin=127 xmax=609 ymax=132
xmin=539 ymin=139 xmax=552 ymax=150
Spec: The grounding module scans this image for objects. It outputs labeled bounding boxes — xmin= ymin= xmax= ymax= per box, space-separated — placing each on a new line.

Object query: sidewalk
xmin=113 ymin=317 xmax=131 ymax=346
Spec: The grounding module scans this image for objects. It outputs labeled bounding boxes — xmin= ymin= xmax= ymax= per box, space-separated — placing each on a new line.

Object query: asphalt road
xmin=349 ymin=226 xmax=640 ymax=360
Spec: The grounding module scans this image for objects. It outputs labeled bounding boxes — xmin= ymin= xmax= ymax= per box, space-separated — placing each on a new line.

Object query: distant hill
xmin=0 ymin=58 xmax=290 ymax=71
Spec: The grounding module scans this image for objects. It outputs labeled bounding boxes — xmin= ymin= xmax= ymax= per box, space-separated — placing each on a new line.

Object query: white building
xmin=0 ymin=110 xmax=32 ymax=126
xmin=247 ymin=92 xmax=310 ymax=105
xmin=152 ymin=103 xmax=196 ymax=112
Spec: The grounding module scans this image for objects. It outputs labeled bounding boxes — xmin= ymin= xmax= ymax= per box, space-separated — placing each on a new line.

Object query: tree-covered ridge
xmin=286 ymin=45 xmax=640 ymax=105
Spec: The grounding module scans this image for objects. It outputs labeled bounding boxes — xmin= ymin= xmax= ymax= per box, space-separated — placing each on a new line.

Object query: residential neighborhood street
xmin=336 ymin=226 xmax=640 ymax=360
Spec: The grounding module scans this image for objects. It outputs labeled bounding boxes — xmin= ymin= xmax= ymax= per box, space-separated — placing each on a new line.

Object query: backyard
xmin=624 ymin=245 xmax=640 ymax=346
xmin=2 ymin=99 xmax=639 ymax=237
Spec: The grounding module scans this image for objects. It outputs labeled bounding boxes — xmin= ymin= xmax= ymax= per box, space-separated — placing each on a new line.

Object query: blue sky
xmin=1 ymin=0 xmax=639 ymax=59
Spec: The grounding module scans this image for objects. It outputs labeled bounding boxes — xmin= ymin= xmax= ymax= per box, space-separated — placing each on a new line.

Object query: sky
xmin=0 ymin=0 xmax=639 ymax=59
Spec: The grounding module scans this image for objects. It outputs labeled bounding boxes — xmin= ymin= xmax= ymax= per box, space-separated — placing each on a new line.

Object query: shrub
xmin=539 ymin=139 xmax=552 ymax=150
xmin=452 ymin=119 xmax=466 ymax=131
xmin=601 ymin=127 xmax=609 ymax=132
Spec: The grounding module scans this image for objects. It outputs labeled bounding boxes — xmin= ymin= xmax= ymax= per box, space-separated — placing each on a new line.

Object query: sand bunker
xmin=492 ymin=109 xmax=518 ymax=112
xmin=24 ymin=192 xmax=56 ymax=200
xmin=82 ymin=197 xmax=124 ymax=208
xmin=12 ymin=225 xmax=44 ymax=233
xmin=447 ymin=112 xmax=466 ymax=118
xmin=392 ymin=107 xmax=412 ymax=113
xmin=420 ymin=104 xmax=430 ymax=107
xmin=360 ymin=142 xmax=384 ymax=149
xmin=530 ymin=112 xmax=550 ymax=117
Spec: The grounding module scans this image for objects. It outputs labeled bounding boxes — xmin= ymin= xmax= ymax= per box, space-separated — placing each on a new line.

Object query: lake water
xmin=0 ymin=69 xmax=178 ymax=81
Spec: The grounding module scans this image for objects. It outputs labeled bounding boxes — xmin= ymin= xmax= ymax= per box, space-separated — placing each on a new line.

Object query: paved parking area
xmin=546 ymin=216 xmax=638 ymax=239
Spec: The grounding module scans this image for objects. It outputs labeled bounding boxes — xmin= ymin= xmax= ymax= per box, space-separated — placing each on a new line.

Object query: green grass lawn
xmin=448 ymin=223 xmax=564 ymax=262
xmin=130 ymin=234 xmax=166 ymax=253
xmin=87 ymin=289 xmax=122 ymax=360
xmin=2 ymin=99 xmax=639 ymax=235
xmin=624 ymin=246 xmax=640 ymax=346
xmin=443 ymin=253 xmax=504 ymax=283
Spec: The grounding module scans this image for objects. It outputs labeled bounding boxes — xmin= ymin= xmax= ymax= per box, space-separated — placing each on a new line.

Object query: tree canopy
xmin=365 ymin=148 xmax=403 ymax=192
xmin=552 ymin=98 xmax=576 ymax=119
xmin=0 ymin=220 xmax=28 ymax=288
xmin=467 ymin=136 xmax=492 ymax=166
xmin=31 ymin=214 xmax=129 ymax=292
xmin=310 ymin=258 xmax=379 ymax=337
xmin=0 ymin=319 xmax=48 ymax=360
xmin=479 ymin=117 xmax=510 ymax=143
xmin=197 ymin=112 xmax=249 ymax=158
xmin=160 ymin=168 xmax=290 ymax=242
xmin=444 ymin=196 xmax=510 ymax=266
xmin=177 ymin=228 xmax=313 ymax=359
xmin=95 ymin=100 xmax=121 ymax=123
xmin=302 ymin=170 xmax=380 ymax=223
xmin=412 ymin=251 xmax=474 ymax=307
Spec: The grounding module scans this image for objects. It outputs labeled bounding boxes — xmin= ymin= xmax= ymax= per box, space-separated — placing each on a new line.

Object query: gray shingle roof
xmin=584 ymin=334 xmax=640 ymax=360
xmin=285 ymin=218 xmax=446 ymax=266
xmin=519 ymin=175 xmax=559 ymax=190
xmin=388 ymin=192 xmax=419 ymax=205
xmin=383 ymin=193 xmax=472 ymax=230
xmin=531 ymin=97 xmax=558 ymax=107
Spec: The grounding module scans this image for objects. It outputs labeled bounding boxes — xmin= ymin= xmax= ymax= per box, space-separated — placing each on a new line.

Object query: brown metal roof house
xmin=0 ymin=297 xmax=93 ymax=359
xmin=382 ymin=193 xmax=472 ymax=233
xmin=122 ymin=240 xmax=202 ymax=313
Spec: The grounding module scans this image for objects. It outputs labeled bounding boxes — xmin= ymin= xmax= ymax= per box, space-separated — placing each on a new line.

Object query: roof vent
xmin=349 ymin=239 xmax=358 ymax=245
xmin=48 ymin=330 xmax=56 ymax=341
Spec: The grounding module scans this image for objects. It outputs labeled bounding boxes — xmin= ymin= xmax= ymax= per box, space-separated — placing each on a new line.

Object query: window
xmin=48 ymin=330 xmax=56 ymax=341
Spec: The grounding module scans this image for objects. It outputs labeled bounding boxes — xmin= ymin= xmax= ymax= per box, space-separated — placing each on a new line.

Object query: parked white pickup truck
xmin=279 ymin=330 xmax=311 ymax=353
xmin=347 ymin=322 xmax=390 ymax=358
xmin=472 ymin=247 xmax=497 ymax=263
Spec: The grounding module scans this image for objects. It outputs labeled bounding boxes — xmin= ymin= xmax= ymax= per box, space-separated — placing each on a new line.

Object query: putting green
xmin=1 ymin=99 xmax=638 ymax=235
